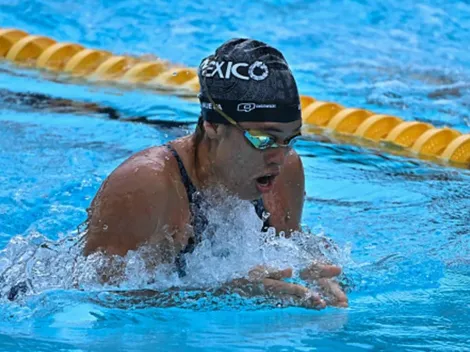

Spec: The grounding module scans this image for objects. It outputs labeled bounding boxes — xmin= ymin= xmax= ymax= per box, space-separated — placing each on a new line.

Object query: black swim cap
xmin=198 ymin=38 xmax=301 ymax=124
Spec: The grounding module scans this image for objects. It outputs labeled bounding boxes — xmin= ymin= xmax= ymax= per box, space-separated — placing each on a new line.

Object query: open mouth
xmin=256 ymin=174 xmax=276 ymax=186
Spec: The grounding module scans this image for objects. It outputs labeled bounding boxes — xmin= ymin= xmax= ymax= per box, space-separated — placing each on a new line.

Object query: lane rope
xmin=1 ymin=28 xmax=469 ymax=167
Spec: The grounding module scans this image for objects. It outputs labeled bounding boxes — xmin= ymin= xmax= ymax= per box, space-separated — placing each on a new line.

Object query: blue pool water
xmin=1 ymin=0 xmax=470 ymax=351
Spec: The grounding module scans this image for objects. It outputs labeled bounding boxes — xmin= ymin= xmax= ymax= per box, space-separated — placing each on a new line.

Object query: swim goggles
xmin=204 ymin=92 xmax=301 ymax=150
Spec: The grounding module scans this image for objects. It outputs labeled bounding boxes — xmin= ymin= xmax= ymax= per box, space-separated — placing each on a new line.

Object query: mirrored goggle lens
xmin=244 ymin=132 xmax=278 ymax=150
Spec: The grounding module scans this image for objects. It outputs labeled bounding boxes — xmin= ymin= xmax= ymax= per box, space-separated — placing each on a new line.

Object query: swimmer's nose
xmin=264 ymin=146 xmax=288 ymax=166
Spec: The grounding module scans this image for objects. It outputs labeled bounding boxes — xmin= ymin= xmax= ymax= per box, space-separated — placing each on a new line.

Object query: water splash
xmin=0 ymin=191 xmax=351 ymax=310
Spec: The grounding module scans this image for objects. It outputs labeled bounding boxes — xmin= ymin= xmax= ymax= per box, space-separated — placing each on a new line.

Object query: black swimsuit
xmin=167 ymin=144 xmax=270 ymax=276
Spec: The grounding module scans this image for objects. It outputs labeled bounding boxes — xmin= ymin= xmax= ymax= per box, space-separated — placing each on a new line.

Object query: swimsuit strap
xmin=252 ymin=197 xmax=271 ymax=232
xmin=167 ymin=144 xmax=207 ymax=277
xmin=166 ymin=144 xmax=197 ymax=204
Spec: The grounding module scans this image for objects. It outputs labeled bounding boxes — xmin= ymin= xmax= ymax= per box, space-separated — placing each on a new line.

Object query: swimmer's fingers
xmin=248 ymin=265 xmax=292 ymax=281
xmin=299 ymin=263 xmax=342 ymax=281
xmin=262 ymin=278 xmax=326 ymax=310
xmin=266 ymin=268 xmax=293 ymax=280
xmin=317 ymin=278 xmax=348 ymax=308
xmin=262 ymin=278 xmax=307 ymax=298
xmin=298 ymin=263 xmax=348 ymax=308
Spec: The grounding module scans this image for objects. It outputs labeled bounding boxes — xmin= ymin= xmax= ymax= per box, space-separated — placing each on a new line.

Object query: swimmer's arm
xmin=106 ymin=267 xmax=327 ymax=310
xmin=83 ymin=161 xmax=173 ymax=256
xmin=263 ymin=150 xmax=305 ymax=234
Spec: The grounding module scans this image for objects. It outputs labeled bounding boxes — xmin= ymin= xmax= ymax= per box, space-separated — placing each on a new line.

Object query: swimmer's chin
xmin=203 ymin=182 xmax=262 ymax=202
xmin=231 ymin=185 xmax=264 ymax=201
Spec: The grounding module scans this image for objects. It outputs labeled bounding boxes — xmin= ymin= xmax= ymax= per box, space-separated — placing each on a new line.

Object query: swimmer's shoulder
xmin=91 ymin=147 xmax=171 ymax=200
xmin=262 ymin=148 xmax=305 ymax=233
xmin=283 ymin=148 xmax=304 ymax=180
xmin=276 ymin=148 xmax=304 ymax=197
xmin=84 ymin=144 xmax=189 ymax=256
xmin=104 ymin=144 xmax=185 ymax=192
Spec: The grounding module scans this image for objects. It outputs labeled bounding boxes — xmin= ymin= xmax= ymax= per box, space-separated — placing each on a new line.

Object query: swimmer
xmin=83 ymin=38 xmax=348 ymax=309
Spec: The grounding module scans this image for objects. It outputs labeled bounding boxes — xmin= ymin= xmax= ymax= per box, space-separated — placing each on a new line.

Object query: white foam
xmin=0 ymin=190 xmax=350 ymax=303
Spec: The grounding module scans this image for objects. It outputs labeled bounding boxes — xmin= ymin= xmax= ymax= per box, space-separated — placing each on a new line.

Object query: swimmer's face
xmin=207 ymin=119 xmax=302 ymax=200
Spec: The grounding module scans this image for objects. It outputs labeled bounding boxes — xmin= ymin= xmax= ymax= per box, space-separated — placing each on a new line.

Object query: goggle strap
xmin=204 ymin=86 xmax=239 ymax=126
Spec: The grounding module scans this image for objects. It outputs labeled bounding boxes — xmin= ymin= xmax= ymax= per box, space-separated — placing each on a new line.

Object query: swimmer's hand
xmin=299 ymin=263 xmax=348 ymax=308
xmin=222 ymin=265 xmax=327 ymax=310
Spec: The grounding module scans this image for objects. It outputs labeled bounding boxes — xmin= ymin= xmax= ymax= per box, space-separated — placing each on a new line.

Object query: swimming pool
xmin=1 ymin=0 xmax=470 ymax=350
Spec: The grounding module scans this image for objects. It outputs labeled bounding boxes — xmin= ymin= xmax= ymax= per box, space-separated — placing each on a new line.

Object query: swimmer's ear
xmin=203 ymin=121 xmax=225 ymax=140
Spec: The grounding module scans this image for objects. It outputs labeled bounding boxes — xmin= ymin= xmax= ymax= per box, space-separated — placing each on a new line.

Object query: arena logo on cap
xmin=200 ymin=60 xmax=269 ymax=81
xmin=237 ymin=103 xmax=277 ymax=112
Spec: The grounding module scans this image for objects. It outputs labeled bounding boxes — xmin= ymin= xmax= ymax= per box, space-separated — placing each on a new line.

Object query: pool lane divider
xmin=1 ymin=28 xmax=469 ymax=168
